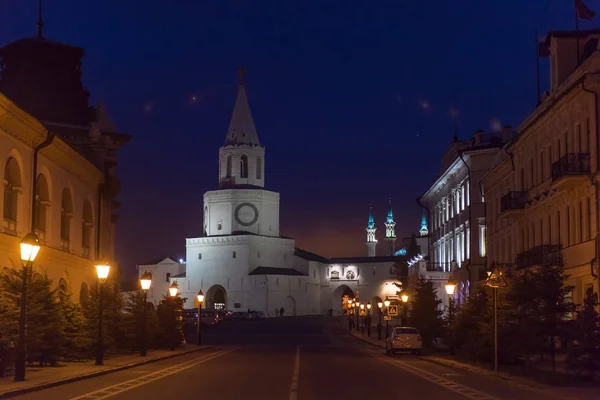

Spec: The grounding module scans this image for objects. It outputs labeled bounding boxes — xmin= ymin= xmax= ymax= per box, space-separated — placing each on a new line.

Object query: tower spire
xmin=420 ymin=209 xmax=429 ymax=236
xmin=366 ymin=204 xmax=377 ymax=257
xmin=384 ymin=197 xmax=397 ymax=255
xmin=37 ymin=0 xmax=44 ymax=38
xmin=238 ymin=66 xmax=246 ymax=86
xmin=224 ymin=68 xmax=260 ymax=147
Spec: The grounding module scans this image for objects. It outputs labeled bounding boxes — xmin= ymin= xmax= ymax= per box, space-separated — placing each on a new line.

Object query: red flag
xmin=575 ymin=0 xmax=595 ymax=20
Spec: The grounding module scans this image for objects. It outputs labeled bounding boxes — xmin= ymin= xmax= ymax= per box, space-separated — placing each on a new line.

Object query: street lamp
xmin=196 ymin=290 xmax=204 ymax=346
xmin=445 ymin=279 xmax=456 ymax=355
xmin=346 ymin=301 xmax=353 ymax=331
xmin=139 ymin=271 xmax=152 ymax=357
xmin=366 ymin=303 xmax=372 ymax=337
xmin=485 ymin=265 xmax=507 ymax=373
xmin=169 ymin=281 xmax=179 ymax=297
xmin=94 ymin=262 xmax=110 ymax=366
xmin=377 ymin=302 xmax=383 ymax=340
xmin=384 ymin=298 xmax=391 ymax=339
xmin=401 ymin=294 xmax=409 ymax=326
xmin=14 ymin=232 xmax=41 ymax=382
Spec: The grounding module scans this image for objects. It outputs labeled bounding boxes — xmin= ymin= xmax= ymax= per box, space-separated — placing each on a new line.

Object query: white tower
xmin=366 ymin=205 xmax=377 ymax=257
xmin=384 ymin=197 xmax=396 ymax=256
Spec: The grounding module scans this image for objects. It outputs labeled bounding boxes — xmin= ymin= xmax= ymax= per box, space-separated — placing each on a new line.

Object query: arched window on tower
xmin=256 ymin=157 xmax=262 ymax=179
xmin=226 ymin=155 xmax=232 ymax=178
xmin=240 ymin=155 xmax=248 ymax=178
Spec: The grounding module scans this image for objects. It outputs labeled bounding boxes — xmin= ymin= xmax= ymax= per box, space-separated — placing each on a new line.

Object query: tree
xmin=57 ymin=279 xmax=89 ymax=360
xmin=0 ymin=268 xmax=19 ymax=349
xmin=156 ymin=295 xmax=184 ymax=350
xmin=123 ymin=289 xmax=159 ymax=351
xmin=410 ymin=277 xmax=443 ymax=348
xmin=567 ymin=287 xmax=600 ymax=380
xmin=81 ymin=281 xmax=125 ymax=356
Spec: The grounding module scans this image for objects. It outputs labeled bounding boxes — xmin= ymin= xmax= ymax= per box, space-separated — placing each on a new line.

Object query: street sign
xmin=387 ymin=305 xmax=399 ymax=316
xmin=359 ymin=309 xmax=366 ymax=316
xmin=485 ymin=265 xmax=508 ymax=288
xmin=384 ymin=316 xmax=392 ymax=321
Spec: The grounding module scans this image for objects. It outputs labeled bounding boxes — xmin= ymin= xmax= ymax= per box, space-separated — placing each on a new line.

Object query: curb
xmin=347 ymin=331 xmax=385 ymax=349
xmin=0 ymin=346 xmax=209 ymax=399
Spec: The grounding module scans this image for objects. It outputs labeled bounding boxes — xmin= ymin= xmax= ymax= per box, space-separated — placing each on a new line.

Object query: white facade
xmin=137 ymin=71 xmax=409 ymax=316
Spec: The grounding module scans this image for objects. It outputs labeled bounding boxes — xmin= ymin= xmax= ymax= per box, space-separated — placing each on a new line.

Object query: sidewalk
xmin=347 ymin=330 xmax=599 ymax=400
xmin=0 ymin=344 xmax=208 ymax=398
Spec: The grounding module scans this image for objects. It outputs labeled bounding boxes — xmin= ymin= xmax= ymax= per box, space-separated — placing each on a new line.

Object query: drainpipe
xmin=30 ymin=132 xmax=55 ymax=232
xmin=581 ymin=73 xmax=600 ymax=280
xmin=457 ymin=151 xmax=474 ymax=288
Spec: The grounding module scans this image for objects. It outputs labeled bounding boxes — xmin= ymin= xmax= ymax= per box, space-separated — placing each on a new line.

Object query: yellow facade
xmin=0 ymin=93 xmax=113 ymax=301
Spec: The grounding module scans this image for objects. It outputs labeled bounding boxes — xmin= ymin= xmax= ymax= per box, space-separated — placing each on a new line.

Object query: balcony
xmin=500 ymin=191 xmax=527 ymax=218
xmin=551 ymin=153 xmax=590 ymax=190
xmin=516 ymin=245 xmax=562 ymax=269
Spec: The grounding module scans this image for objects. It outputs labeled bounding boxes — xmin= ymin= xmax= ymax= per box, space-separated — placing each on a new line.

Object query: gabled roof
xmin=249 ymin=266 xmax=306 ymax=276
xmin=294 ymin=248 xmax=330 ymax=263
xmin=224 ymin=70 xmax=260 ymax=147
xmin=138 ymin=257 xmax=180 ymax=266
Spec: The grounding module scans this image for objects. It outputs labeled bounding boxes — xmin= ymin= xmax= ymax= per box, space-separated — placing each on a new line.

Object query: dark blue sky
xmin=0 ymin=1 xmax=590 ymax=274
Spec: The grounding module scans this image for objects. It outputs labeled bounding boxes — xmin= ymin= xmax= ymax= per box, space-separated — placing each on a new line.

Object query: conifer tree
xmin=0 ymin=268 xmax=19 ymax=352
xmin=410 ymin=277 xmax=443 ymax=348
xmin=156 ymin=295 xmax=184 ymax=350
xmin=57 ymin=277 xmax=89 ymax=360
xmin=567 ymin=287 xmax=600 ymax=379
xmin=123 ymin=289 xmax=159 ymax=351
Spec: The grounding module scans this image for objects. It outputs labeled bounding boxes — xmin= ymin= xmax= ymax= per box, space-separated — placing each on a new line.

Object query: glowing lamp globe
xmin=140 ymin=272 xmax=152 ymax=291
xmin=377 ymin=302 xmax=383 ymax=309
xmin=445 ymin=279 xmax=456 ymax=296
xmin=401 ymin=294 xmax=409 ymax=303
xmin=384 ymin=299 xmax=391 ymax=308
xmin=366 ymin=304 xmax=371 ymax=310
xmin=360 ymin=304 xmax=364 ymax=309
xmin=95 ymin=263 xmax=111 ymax=280
xmin=20 ymin=232 xmax=41 ymax=263
xmin=169 ymin=282 xmax=179 ymax=297
xmin=197 ymin=290 xmax=204 ymax=304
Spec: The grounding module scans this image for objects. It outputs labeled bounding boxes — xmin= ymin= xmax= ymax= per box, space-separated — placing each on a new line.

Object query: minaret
xmin=384 ymin=197 xmax=397 ymax=256
xmin=420 ymin=211 xmax=429 ymax=236
xmin=366 ymin=205 xmax=377 ymax=257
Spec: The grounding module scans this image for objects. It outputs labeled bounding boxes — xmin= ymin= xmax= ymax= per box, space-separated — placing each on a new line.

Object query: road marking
xmin=289 ymin=346 xmax=300 ymax=400
xmin=358 ymin=347 xmax=502 ymax=400
xmin=69 ymin=349 xmax=234 ymax=400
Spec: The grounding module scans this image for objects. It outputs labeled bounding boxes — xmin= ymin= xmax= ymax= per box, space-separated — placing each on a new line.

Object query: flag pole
xmin=575 ymin=0 xmax=581 ymax=64
xmin=536 ymin=30 xmax=541 ymax=105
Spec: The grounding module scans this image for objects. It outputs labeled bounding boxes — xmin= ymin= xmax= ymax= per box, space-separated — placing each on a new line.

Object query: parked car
xmin=385 ymin=327 xmax=422 ymax=355
xmin=200 ymin=310 xmax=220 ymax=326
xmin=250 ymin=311 xmax=267 ymax=320
xmin=229 ymin=311 xmax=251 ymax=321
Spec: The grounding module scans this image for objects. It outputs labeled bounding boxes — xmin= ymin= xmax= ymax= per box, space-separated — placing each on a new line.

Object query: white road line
xmin=358 ymin=347 xmax=503 ymax=400
xmin=69 ymin=349 xmax=234 ymax=400
xmin=289 ymin=346 xmax=300 ymax=400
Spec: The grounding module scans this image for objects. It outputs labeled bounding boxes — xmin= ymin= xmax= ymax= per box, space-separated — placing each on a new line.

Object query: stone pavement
xmin=0 ymin=344 xmax=208 ymax=398
xmin=347 ymin=329 xmax=599 ymax=400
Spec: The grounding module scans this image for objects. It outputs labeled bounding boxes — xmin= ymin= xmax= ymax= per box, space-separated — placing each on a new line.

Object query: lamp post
xmin=366 ymin=303 xmax=371 ymax=337
xmin=169 ymin=281 xmax=179 ymax=297
xmin=445 ymin=279 xmax=456 ymax=355
xmin=354 ymin=302 xmax=359 ymax=332
xmin=94 ymin=262 xmax=111 ymax=366
xmin=485 ymin=265 xmax=507 ymax=373
xmin=401 ymin=294 xmax=409 ymax=326
xmin=359 ymin=303 xmax=365 ymax=334
xmin=14 ymin=233 xmax=41 ymax=382
xmin=346 ymin=300 xmax=353 ymax=330
xmin=377 ymin=302 xmax=383 ymax=340
xmin=196 ymin=290 xmax=204 ymax=346
xmin=384 ymin=298 xmax=391 ymax=339
xmin=139 ymin=272 xmax=152 ymax=357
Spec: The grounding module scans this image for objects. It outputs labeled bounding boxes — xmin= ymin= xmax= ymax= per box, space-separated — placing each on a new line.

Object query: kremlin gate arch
xmin=206 ymin=285 xmax=227 ymax=310
xmin=332 ymin=284 xmax=354 ymax=315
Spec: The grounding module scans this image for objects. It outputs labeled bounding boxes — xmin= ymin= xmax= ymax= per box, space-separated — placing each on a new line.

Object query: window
xmin=567 ymin=207 xmax=571 ymax=246
xmin=256 ymin=157 xmax=262 ymax=179
xmin=479 ymin=225 xmax=486 ymax=257
xmin=313 ymin=269 xmax=316 ymax=278
xmin=198 ymin=253 xmax=202 ymax=259
xmin=3 ymin=157 xmax=20 ymax=231
xmin=233 ymin=251 xmax=237 ymax=258
xmin=166 ymin=273 xmax=171 ymax=282
xmin=466 ymin=227 xmax=470 ymax=259
xmin=60 ymin=189 xmax=73 ymax=249
xmin=34 ymin=174 xmax=50 ymax=242
xmin=226 ymin=155 xmax=232 ymax=177
xmin=240 ymin=155 xmax=248 ymax=178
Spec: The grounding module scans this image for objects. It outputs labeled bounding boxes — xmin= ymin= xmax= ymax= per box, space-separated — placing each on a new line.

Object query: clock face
xmin=234 ymin=203 xmax=259 ymax=227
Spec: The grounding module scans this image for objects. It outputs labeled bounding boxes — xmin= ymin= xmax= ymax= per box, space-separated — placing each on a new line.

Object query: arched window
xmin=3 ymin=157 xmax=21 ymax=233
xmin=34 ymin=174 xmax=50 ymax=243
xmin=61 ymin=189 xmax=73 ymax=250
xmin=82 ymin=200 xmax=93 ymax=258
xmin=79 ymin=282 xmax=89 ymax=304
xmin=226 ymin=155 xmax=232 ymax=178
xmin=240 ymin=155 xmax=248 ymax=178
xmin=256 ymin=157 xmax=262 ymax=179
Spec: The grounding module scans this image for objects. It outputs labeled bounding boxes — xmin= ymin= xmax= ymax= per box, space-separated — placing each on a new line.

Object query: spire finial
xmin=238 ymin=66 xmax=246 ymax=86
xmin=36 ymin=0 xmax=44 ymax=38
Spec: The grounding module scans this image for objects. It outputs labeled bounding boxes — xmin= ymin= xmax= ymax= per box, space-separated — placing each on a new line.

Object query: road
xmin=13 ymin=316 xmax=580 ymax=400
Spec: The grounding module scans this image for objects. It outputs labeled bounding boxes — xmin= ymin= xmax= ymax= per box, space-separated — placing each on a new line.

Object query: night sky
xmin=0 ymin=1 xmax=591 ymax=277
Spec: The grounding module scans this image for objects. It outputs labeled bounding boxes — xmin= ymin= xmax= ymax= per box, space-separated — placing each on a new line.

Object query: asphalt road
xmin=13 ymin=316 xmax=580 ymax=400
